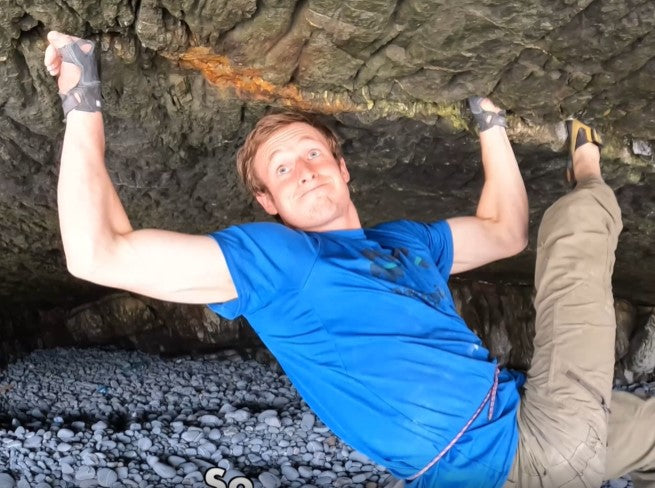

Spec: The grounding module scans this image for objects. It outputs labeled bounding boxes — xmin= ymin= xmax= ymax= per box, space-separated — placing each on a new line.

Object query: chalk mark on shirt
xmin=361 ymin=247 xmax=445 ymax=308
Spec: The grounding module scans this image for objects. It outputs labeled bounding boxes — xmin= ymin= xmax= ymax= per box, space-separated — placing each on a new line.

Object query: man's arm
xmin=48 ymin=31 xmax=237 ymax=304
xmin=446 ymin=98 xmax=528 ymax=274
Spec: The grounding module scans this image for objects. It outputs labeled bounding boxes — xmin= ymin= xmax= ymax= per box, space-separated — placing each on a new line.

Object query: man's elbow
xmin=63 ymin=233 xmax=122 ymax=282
xmin=63 ymin=240 xmax=114 ymax=283
xmin=503 ymin=230 xmax=528 ymax=257
xmin=65 ymin=252 xmax=99 ymax=282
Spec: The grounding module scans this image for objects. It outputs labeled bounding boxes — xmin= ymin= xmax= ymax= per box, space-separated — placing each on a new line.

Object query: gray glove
xmin=58 ymin=39 xmax=102 ymax=118
xmin=468 ymin=96 xmax=506 ymax=132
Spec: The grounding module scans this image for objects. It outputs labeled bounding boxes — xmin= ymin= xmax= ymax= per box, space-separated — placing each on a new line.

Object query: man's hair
xmin=236 ymin=112 xmax=343 ymax=196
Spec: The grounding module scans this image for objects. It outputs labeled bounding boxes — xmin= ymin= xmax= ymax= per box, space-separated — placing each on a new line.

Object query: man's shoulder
xmin=211 ymin=221 xmax=319 ymax=257
xmin=367 ymin=219 xmax=428 ymax=236
xmin=216 ymin=221 xmax=310 ymax=240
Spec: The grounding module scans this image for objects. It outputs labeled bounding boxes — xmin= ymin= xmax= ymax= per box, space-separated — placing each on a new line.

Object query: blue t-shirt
xmin=208 ymin=220 xmax=522 ymax=487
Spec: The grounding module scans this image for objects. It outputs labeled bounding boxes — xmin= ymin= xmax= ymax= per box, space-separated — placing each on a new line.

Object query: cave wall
xmin=2 ymin=280 xmax=654 ymax=384
xmin=0 ymin=0 xmax=654 ymax=365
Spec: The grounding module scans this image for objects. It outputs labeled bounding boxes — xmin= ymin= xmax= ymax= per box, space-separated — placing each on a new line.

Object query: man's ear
xmin=255 ymin=190 xmax=279 ymax=216
xmin=339 ymin=157 xmax=350 ymax=183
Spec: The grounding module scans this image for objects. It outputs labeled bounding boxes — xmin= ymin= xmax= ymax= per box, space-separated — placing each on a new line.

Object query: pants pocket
xmin=565 ymin=369 xmax=611 ymax=417
xmin=564 ymin=425 xmax=605 ymax=488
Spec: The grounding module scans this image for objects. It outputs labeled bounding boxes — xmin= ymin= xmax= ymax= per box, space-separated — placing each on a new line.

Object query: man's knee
xmin=539 ymin=182 xmax=622 ymax=245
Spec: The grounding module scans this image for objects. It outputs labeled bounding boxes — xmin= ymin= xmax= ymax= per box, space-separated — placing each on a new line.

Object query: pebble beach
xmin=0 ymin=348 xmax=640 ymax=487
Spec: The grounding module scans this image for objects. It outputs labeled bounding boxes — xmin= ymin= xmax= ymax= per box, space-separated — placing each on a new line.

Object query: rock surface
xmin=0 ymin=0 xmax=654 ymax=311
xmin=3 ymin=280 xmax=655 ymax=376
xmin=0 ymin=1 xmax=654 ymax=374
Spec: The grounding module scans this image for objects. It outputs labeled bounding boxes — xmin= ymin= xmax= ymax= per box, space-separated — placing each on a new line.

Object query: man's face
xmin=253 ymin=122 xmax=355 ymax=232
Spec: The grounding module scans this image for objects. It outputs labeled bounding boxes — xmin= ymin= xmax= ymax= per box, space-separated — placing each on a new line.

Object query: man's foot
xmin=565 ymin=118 xmax=603 ymax=186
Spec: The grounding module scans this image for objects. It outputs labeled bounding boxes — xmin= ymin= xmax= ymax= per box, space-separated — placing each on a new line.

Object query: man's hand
xmin=447 ymin=96 xmax=528 ymax=274
xmin=468 ymin=96 xmax=507 ymax=132
xmin=44 ymin=31 xmax=102 ymax=117
xmin=45 ymin=31 xmax=79 ymax=90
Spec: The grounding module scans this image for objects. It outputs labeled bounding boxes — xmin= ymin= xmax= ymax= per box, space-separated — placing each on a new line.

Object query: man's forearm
xmin=476 ymin=126 xmax=528 ymax=247
xmin=58 ymin=111 xmax=132 ymax=275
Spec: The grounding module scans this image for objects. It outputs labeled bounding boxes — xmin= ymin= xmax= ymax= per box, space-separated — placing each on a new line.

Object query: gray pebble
xmin=281 ymin=465 xmax=299 ymax=481
xmin=182 ymin=429 xmax=204 ymax=443
xmin=259 ymin=472 xmax=281 ymax=488
xmin=228 ymin=409 xmax=251 ymax=422
xmin=100 ymin=440 xmax=116 ymax=450
xmin=198 ymin=442 xmax=217 ymax=457
xmin=349 ymin=451 xmax=371 ymax=464
xmin=298 ymin=466 xmax=313 ymax=478
xmin=97 ymin=468 xmax=118 ymax=487
xmin=301 ymin=413 xmax=315 ymax=431
xmin=180 ymin=462 xmax=198 ymax=475
xmin=23 ymin=435 xmax=42 ymax=448
xmin=136 ymin=437 xmax=152 ymax=451
xmin=199 ymin=415 xmax=220 ymax=426
xmin=264 ymin=417 xmax=281 ymax=428
xmin=0 ymin=473 xmax=16 ymax=488
xmin=78 ymin=480 xmax=98 ymax=488
xmin=57 ymin=429 xmax=75 ymax=441
xmin=91 ymin=421 xmax=107 ymax=431
xmin=167 ymin=455 xmax=185 ymax=467
xmin=152 ymin=461 xmax=176 ymax=478
xmin=306 ymin=441 xmax=322 ymax=453
xmin=75 ymin=466 xmax=96 ymax=481
xmin=57 ymin=442 xmax=72 ymax=452
xmin=183 ymin=471 xmax=204 ymax=483
xmin=257 ymin=410 xmax=278 ymax=421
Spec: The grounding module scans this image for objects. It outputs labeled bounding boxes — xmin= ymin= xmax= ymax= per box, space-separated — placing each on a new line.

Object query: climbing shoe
xmin=565 ymin=118 xmax=603 ymax=186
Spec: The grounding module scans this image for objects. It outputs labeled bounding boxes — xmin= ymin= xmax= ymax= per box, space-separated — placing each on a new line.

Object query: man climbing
xmin=45 ymin=30 xmax=655 ymax=487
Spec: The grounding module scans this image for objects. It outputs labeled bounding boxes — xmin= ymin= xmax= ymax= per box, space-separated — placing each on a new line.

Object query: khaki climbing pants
xmin=504 ymin=179 xmax=655 ymax=488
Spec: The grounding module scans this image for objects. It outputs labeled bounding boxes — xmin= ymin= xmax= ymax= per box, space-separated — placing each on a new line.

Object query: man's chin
xmin=282 ymin=214 xmax=336 ymax=233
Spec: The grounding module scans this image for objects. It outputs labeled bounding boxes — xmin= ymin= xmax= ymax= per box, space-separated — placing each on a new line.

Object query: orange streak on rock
xmin=174 ymin=47 xmax=361 ymax=114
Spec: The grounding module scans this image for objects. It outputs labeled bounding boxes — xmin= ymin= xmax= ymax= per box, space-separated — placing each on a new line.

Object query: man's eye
xmin=276 ymin=165 xmax=290 ymax=175
xmin=308 ymin=149 xmax=320 ymax=159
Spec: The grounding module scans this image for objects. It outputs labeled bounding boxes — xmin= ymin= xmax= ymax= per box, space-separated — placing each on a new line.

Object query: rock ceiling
xmin=0 ymin=0 xmax=654 ymax=308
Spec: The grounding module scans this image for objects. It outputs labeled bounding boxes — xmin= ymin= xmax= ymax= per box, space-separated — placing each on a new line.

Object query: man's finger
xmin=47 ymin=30 xmax=78 ymax=49
xmin=44 ymin=44 xmax=61 ymax=75
xmin=479 ymin=98 xmax=500 ymax=113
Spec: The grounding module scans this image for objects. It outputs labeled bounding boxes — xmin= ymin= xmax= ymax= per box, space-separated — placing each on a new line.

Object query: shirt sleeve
xmin=206 ymin=223 xmax=318 ymax=319
xmin=424 ymin=220 xmax=454 ymax=279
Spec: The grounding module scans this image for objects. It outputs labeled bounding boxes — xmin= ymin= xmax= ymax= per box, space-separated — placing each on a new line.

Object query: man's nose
xmin=297 ymin=158 xmax=317 ymax=184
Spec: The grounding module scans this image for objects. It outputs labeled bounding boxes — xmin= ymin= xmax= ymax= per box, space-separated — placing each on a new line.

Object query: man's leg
xmin=505 ymin=137 xmax=623 ymax=487
xmin=605 ymin=391 xmax=655 ymax=488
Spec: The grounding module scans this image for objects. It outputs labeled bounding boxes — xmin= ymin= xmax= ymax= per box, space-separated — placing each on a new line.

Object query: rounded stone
xmin=97 ymin=468 xmax=118 ymax=487
xmin=258 ymin=472 xmax=281 ymax=488
xmin=0 ymin=473 xmax=16 ymax=488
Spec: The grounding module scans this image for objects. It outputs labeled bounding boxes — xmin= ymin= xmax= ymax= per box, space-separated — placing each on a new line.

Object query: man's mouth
xmin=300 ymin=183 xmax=327 ymax=198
